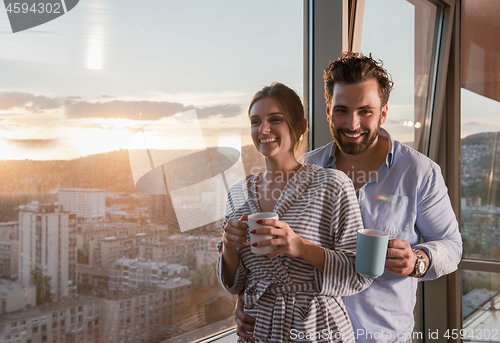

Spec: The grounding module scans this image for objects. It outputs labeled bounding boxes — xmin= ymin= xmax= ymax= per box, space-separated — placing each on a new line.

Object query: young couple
xmin=217 ymin=52 xmax=462 ymax=343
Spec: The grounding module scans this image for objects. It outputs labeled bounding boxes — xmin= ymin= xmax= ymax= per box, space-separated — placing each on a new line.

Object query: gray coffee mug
xmin=355 ymin=229 xmax=393 ymax=278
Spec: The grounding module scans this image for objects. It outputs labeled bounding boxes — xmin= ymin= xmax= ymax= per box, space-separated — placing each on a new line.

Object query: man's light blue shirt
xmin=302 ymin=129 xmax=462 ymax=343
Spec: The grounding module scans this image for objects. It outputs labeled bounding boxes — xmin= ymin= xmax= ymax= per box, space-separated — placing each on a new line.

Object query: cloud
xmin=1 ymin=112 xmax=62 ymax=128
xmin=463 ymin=121 xmax=483 ymax=126
xmin=64 ymin=99 xmax=242 ymax=120
xmin=0 ymin=92 xmax=243 ymax=120
xmin=64 ymin=99 xmax=188 ymax=120
xmin=2 ymin=138 xmax=59 ymax=148
xmin=196 ymin=104 xmax=242 ymax=119
xmin=0 ymin=92 xmax=61 ymax=112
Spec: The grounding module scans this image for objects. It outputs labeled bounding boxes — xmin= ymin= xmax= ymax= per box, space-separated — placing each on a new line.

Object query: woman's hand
xmin=221 ymin=214 xmax=249 ymax=288
xmin=250 ymin=218 xmax=326 ymax=271
xmin=250 ymin=218 xmax=305 ymax=258
xmin=223 ymin=214 xmax=249 ymax=249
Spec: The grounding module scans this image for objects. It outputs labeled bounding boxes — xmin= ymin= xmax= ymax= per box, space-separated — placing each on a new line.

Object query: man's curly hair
xmin=324 ymin=52 xmax=394 ymax=107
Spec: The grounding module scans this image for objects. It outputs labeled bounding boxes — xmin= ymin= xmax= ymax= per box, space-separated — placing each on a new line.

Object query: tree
xmin=30 ymin=266 xmax=53 ymax=305
xmin=190 ymin=263 xmax=218 ymax=290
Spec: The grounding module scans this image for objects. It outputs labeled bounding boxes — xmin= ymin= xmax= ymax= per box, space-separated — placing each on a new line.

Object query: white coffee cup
xmin=247 ymin=212 xmax=279 ymax=255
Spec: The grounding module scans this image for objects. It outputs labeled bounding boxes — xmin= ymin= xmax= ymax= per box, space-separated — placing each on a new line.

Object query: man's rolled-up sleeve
xmin=414 ymin=163 xmax=462 ymax=280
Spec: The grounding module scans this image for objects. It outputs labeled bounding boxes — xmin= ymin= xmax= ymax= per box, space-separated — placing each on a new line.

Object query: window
xmin=460 ymin=0 xmax=500 ymax=336
xmin=356 ymin=0 xmax=440 ymax=151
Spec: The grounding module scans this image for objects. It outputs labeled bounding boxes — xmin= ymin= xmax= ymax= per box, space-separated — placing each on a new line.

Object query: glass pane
xmin=461 ymin=0 xmax=500 ymax=262
xmin=462 ymin=270 xmax=500 ymax=342
xmin=359 ymin=0 xmax=438 ymax=150
xmin=0 ymin=1 xmax=303 ymax=342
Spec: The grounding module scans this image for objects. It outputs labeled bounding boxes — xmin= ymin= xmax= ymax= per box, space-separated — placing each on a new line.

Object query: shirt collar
xmin=327 ymin=128 xmax=395 ymax=170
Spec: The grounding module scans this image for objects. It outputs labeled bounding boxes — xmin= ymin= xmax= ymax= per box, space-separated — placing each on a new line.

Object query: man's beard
xmin=330 ymin=117 xmax=381 ymax=155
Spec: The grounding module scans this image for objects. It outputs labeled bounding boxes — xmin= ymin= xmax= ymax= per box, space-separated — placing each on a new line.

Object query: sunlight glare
xmin=86 ymin=38 xmax=103 ymax=70
xmin=70 ymin=128 xmax=132 ymax=156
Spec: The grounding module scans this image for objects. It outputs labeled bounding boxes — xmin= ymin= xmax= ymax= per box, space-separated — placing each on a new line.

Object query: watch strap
xmin=409 ymin=249 xmax=427 ymax=278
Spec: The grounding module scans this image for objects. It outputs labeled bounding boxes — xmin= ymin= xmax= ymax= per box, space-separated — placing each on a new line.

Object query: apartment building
xmin=0 ymin=280 xmax=35 ymax=314
xmin=102 ymin=283 xmax=190 ymax=343
xmin=18 ymin=203 xmax=77 ymax=301
xmin=0 ymin=297 xmax=102 ymax=343
xmin=0 ymin=222 xmax=19 ymax=241
xmin=0 ymin=241 xmax=18 ymax=279
xmin=138 ymin=235 xmax=211 ymax=269
xmin=108 ymin=258 xmax=190 ymax=291
xmin=77 ymin=221 xmax=171 ymax=260
xmin=58 ymin=189 xmax=106 ymax=219
xmin=88 ymin=237 xmax=135 ymax=269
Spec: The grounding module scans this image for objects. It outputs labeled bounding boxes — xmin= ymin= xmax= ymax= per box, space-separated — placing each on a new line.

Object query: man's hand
xmin=235 ymin=293 xmax=255 ymax=341
xmin=385 ymin=239 xmax=429 ymax=276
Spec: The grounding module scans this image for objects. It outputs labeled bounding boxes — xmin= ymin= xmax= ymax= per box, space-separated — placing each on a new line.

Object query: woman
xmin=217 ymin=83 xmax=371 ymax=342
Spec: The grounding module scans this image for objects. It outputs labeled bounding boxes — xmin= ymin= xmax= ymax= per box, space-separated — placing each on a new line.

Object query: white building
xmin=18 ymin=202 xmax=77 ymax=301
xmin=58 ymin=188 xmax=106 ymax=219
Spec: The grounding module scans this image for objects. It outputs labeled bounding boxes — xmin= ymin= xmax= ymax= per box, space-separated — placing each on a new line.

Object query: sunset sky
xmin=0 ymin=0 xmax=303 ymax=160
xmin=0 ymin=0 xmax=497 ymax=161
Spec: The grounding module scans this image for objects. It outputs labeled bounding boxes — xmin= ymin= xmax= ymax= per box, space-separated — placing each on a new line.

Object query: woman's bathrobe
xmin=217 ymin=164 xmax=372 ymax=342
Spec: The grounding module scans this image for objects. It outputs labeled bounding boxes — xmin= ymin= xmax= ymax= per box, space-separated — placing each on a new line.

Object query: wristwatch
xmin=409 ymin=249 xmax=427 ymax=278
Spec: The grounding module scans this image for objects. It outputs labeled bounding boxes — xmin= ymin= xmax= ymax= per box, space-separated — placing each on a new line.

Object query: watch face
xmin=418 ymin=262 xmax=426 ymax=274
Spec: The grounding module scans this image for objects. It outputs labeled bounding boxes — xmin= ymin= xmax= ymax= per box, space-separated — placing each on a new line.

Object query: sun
xmin=68 ymin=127 xmax=135 ymax=157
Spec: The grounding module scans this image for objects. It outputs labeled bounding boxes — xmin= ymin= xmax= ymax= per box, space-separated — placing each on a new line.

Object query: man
xmin=234 ymin=52 xmax=462 ymax=342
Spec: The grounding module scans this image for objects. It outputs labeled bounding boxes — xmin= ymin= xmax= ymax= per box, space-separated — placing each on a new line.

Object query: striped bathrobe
xmin=217 ymin=163 xmax=372 ymax=343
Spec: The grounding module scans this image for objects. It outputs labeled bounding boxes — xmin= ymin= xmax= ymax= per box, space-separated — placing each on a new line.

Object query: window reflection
xmin=461 ymin=0 xmax=500 ymax=337
xmin=462 ymin=270 xmax=500 ymax=342
xmin=358 ymin=0 xmax=438 ymax=150
xmin=461 ymin=0 xmax=500 ymax=262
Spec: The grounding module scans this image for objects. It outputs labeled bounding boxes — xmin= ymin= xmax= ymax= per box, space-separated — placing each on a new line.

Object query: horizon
xmin=0 ymin=144 xmax=263 ymax=162
xmin=1 ymin=128 xmax=498 ymax=162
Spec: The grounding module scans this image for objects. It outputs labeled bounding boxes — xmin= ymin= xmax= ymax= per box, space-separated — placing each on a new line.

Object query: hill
xmin=0 ymin=146 xmax=264 ymax=195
